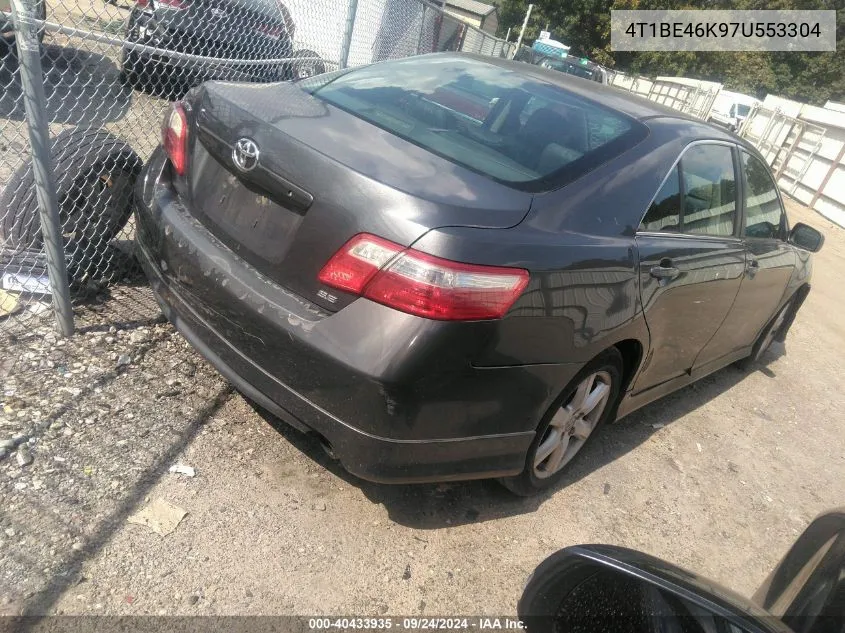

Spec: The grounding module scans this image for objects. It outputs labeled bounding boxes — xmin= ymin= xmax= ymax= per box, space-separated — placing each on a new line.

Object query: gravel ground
xmin=1 ymin=5 xmax=845 ymax=615
xmin=0 ymin=198 xmax=843 ymax=618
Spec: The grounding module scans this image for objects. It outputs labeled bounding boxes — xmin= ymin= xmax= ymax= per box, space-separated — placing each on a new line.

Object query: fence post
xmin=10 ymin=0 xmax=74 ymax=337
xmin=512 ymin=3 xmax=533 ymax=58
xmin=339 ymin=0 xmax=358 ymax=69
xmin=416 ymin=5 xmax=426 ymax=55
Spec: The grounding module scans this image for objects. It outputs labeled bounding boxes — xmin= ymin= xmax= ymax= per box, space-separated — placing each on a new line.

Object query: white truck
xmin=708 ymin=90 xmax=762 ymax=132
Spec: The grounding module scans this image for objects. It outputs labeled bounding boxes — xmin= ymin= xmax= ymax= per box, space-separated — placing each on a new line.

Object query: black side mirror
xmin=789 ymin=223 xmax=825 ymax=253
xmin=518 ymin=545 xmax=789 ymax=633
xmin=752 ymin=508 xmax=845 ymax=633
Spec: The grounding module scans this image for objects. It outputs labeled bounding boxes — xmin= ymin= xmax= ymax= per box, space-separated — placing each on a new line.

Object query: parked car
xmin=539 ymin=55 xmax=608 ymax=84
xmin=134 ymin=53 xmax=824 ymax=494
xmin=519 ymin=507 xmax=845 ymax=633
xmin=514 ymin=46 xmax=608 ymax=85
xmin=120 ymin=0 xmax=324 ymax=95
xmin=708 ymin=90 xmax=761 ymax=132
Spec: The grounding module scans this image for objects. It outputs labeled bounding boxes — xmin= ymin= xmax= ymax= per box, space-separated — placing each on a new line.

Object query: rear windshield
xmin=303 ymin=56 xmax=646 ymax=191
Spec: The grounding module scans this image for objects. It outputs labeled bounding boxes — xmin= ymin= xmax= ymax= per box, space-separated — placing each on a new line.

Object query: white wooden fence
xmin=739 ymin=96 xmax=845 ymax=228
xmin=607 ymin=72 xmax=845 ymax=228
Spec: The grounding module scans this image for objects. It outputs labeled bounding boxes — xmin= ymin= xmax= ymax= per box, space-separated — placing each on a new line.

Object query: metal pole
xmin=512 ymin=3 xmax=533 ymax=59
xmin=416 ymin=5 xmax=426 ymax=55
xmin=10 ymin=0 xmax=74 ymax=337
xmin=504 ymin=27 xmax=511 ymax=42
xmin=339 ymin=0 xmax=358 ymax=69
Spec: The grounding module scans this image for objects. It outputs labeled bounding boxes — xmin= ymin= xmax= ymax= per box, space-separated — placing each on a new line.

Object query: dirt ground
xmin=1 ymin=2 xmax=845 ymax=616
xmin=1 ymin=198 xmax=843 ymax=618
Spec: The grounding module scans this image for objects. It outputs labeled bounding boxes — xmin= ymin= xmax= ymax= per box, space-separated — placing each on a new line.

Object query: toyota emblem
xmin=232 ymin=138 xmax=259 ymax=172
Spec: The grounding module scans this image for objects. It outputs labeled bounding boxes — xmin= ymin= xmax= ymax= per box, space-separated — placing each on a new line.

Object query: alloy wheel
xmin=533 ymin=371 xmax=612 ymax=479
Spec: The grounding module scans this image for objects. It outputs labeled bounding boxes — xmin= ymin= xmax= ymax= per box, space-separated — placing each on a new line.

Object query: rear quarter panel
xmin=411 ymin=225 xmax=648 ymax=368
xmin=410 ymin=119 xmax=708 ymax=378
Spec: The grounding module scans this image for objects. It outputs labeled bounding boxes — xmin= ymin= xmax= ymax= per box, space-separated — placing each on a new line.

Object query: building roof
xmin=444 ymin=0 xmax=497 ymax=17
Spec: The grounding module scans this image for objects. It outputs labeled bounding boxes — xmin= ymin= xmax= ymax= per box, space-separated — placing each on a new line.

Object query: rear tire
xmin=499 ymin=348 xmax=623 ymax=497
xmin=735 ymin=298 xmax=794 ymax=370
xmin=288 ymin=49 xmax=326 ymax=80
xmin=0 ymin=128 xmax=142 ymax=282
xmin=120 ymin=13 xmax=177 ymax=96
xmin=120 ymin=48 xmax=148 ymax=93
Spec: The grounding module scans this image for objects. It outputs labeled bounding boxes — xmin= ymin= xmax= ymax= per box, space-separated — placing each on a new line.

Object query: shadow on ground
xmin=255 ymin=345 xmax=785 ymax=530
xmin=16 ymin=385 xmax=233 ymax=618
xmin=0 ymin=301 xmax=233 ymax=617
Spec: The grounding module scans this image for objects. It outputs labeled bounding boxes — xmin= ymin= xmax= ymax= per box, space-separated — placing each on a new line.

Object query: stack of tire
xmin=0 ymin=128 xmax=142 ymax=288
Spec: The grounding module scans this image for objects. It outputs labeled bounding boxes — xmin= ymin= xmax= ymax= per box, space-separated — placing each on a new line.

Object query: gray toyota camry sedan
xmin=134 ymin=53 xmax=824 ymax=495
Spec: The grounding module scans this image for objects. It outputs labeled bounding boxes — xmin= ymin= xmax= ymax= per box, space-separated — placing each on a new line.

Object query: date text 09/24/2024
xmin=307 ymin=618 xmax=526 ymax=630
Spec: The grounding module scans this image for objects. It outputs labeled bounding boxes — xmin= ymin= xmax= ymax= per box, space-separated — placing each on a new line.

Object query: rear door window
xmin=741 ymin=151 xmax=786 ymax=240
xmin=640 ymin=144 xmax=738 ymax=238
xmin=680 ymin=144 xmax=737 ymax=237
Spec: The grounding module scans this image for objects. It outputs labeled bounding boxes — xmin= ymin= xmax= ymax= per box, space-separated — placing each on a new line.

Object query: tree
xmin=494 ymin=0 xmax=845 ymax=105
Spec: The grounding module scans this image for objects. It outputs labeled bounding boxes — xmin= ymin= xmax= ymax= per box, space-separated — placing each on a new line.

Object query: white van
xmin=708 ymin=90 xmax=761 ymax=132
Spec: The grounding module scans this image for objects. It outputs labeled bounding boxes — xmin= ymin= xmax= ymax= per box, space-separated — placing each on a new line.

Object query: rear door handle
xmin=650 ymin=265 xmax=680 ymax=281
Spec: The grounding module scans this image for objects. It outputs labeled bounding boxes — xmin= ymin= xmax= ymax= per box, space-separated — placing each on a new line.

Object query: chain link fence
xmin=0 ymin=0 xmax=520 ymax=390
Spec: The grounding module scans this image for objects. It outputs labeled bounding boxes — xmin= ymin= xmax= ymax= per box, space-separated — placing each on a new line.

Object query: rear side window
xmin=641 ymin=166 xmax=681 ymax=232
xmin=305 ymin=56 xmax=646 ymax=191
xmin=681 ymin=144 xmax=737 ymax=237
xmin=742 ymin=151 xmax=786 ymax=239
xmin=640 ymin=144 xmax=738 ymax=237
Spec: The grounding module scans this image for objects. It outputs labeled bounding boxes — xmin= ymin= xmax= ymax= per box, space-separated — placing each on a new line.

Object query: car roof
xmin=453 ymin=53 xmax=759 ymax=151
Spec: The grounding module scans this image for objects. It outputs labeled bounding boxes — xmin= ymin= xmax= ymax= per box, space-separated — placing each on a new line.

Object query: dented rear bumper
xmin=133 ymin=150 xmax=546 ymax=483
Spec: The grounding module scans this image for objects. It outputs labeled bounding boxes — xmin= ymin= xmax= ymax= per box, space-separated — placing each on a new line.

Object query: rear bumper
xmin=133 ymin=153 xmax=580 ymax=483
xmin=138 ymin=246 xmax=533 ymax=482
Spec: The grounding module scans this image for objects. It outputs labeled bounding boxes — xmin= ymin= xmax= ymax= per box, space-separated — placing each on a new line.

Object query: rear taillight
xmin=318 ymin=234 xmax=402 ymax=294
xmin=161 ymin=102 xmax=188 ymax=176
xmin=318 ymin=234 xmax=529 ymax=321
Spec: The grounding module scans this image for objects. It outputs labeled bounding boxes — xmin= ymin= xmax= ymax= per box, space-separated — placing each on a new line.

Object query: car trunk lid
xmin=182 ymin=81 xmax=533 ymax=311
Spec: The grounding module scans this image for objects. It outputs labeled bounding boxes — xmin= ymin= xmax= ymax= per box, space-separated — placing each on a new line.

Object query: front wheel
xmin=499 ymin=348 xmax=623 ymax=496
